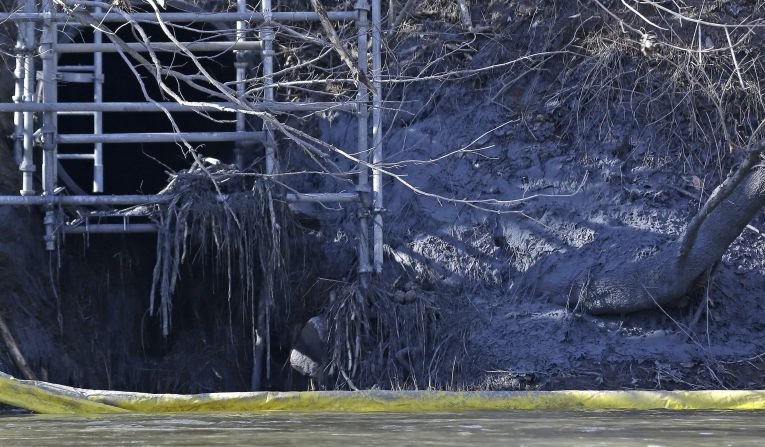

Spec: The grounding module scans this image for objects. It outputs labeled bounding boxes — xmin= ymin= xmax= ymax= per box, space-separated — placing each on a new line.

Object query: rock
xmin=289 ymin=316 xmax=328 ymax=378
xmin=289 ymin=349 xmax=321 ymax=378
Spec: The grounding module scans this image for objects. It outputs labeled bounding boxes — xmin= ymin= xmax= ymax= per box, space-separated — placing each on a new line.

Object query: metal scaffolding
xmin=1 ymin=0 xmax=385 ymax=275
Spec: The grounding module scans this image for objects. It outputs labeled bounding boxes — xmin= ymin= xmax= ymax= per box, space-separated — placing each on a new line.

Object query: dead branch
xmin=0 ymin=311 xmax=37 ymax=380
xmin=309 ymin=0 xmax=376 ymax=92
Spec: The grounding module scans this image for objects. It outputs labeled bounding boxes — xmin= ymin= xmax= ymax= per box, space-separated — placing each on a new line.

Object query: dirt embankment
xmin=1 ymin=0 xmax=764 ymax=392
xmin=331 ymin=0 xmax=765 ymax=390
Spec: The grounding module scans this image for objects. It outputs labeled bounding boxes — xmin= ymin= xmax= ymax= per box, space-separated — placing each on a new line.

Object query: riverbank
xmin=0 ymin=0 xmax=763 ymax=393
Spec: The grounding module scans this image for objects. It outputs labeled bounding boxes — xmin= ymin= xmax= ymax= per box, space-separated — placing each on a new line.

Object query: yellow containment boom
xmin=3 ymin=372 xmax=765 ymax=414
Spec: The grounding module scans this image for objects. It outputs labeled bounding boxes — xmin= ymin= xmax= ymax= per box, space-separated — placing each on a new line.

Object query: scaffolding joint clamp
xmin=356 ymin=207 xmax=371 ymax=218
xmin=354 ymin=0 xmax=371 ymax=12
xmin=43 ymin=210 xmax=57 ymax=225
xmin=40 ymin=128 xmax=57 ymax=146
xmin=19 ymin=162 xmax=36 ymax=173
xmin=17 ymin=44 xmax=34 ymax=55
xmin=38 ymin=35 xmax=53 ymax=48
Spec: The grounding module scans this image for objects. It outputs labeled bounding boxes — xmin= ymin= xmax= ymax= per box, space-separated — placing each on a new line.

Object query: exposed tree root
xmin=149 ymin=164 xmax=293 ymax=389
xmin=326 ymin=279 xmax=459 ymax=389
xmin=543 ymin=146 xmax=765 ymax=315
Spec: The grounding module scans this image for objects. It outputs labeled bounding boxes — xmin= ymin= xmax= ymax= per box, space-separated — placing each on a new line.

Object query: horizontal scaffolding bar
xmin=285 ymin=192 xmax=358 ymax=203
xmin=58 ymin=72 xmax=95 ymax=82
xmin=56 ymin=41 xmax=263 ymax=53
xmin=0 ymin=195 xmax=166 ymax=206
xmin=57 ymin=153 xmax=95 ymax=160
xmin=0 ymin=101 xmax=356 ymax=113
xmin=0 ymin=11 xmax=358 ymax=23
xmin=57 ymin=131 xmax=265 ymax=144
xmin=57 ymin=111 xmax=97 ymax=116
xmin=0 ymin=192 xmax=359 ymax=206
xmin=58 ymin=65 xmax=95 ymax=71
xmin=62 ymin=223 xmax=158 ymax=234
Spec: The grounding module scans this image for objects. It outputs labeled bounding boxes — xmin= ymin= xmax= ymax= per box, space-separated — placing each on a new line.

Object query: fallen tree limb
xmin=678 ymin=141 xmax=765 ymax=261
xmin=309 ymin=0 xmax=377 ymax=93
xmin=579 ymin=146 xmax=765 ymax=314
xmin=0 ymin=312 xmax=37 ymax=380
xmin=535 ymin=140 xmax=765 ymax=315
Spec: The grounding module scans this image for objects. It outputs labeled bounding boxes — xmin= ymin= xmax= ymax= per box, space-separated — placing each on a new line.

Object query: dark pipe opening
xmin=56 ymin=18 xmax=238 ymax=194
xmin=49 ymin=14 xmax=313 ymax=393
xmin=52 ymin=17 xmax=263 ymax=392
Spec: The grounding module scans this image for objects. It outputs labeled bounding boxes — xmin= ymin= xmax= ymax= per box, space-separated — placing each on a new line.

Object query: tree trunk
xmin=539 ymin=146 xmax=765 ymax=315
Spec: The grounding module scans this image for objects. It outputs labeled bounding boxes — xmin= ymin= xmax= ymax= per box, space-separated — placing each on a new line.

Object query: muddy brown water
xmin=1 ymin=410 xmax=764 ymax=446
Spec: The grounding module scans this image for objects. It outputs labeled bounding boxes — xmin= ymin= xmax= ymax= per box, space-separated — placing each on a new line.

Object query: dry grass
xmin=555 ymin=0 xmax=765 ymax=174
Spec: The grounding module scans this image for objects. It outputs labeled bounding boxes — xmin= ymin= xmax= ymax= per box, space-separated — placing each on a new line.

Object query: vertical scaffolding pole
xmin=356 ymin=0 xmax=372 ymax=278
xmin=387 ymin=0 xmax=395 ymax=31
xmin=252 ymin=0 xmax=276 ymax=393
xmin=41 ymin=0 xmax=59 ymax=250
xmin=12 ymin=22 xmax=25 ymax=166
xmin=234 ymin=0 xmax=248 ymax=168
xmin=93 ymin=5 xmax=104 ymax=192
xmin=20 ymin=0 xmax=37 ymax=196
xmin=262 ymin=0 xmax=276 ymax=175
xmin=371 ymin=0 xmax=384 ymax=274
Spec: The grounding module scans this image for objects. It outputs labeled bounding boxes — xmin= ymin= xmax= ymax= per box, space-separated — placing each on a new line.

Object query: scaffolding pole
xmin=56 ymin=131 xmax=265 ymax=144
xmin=93 ymin=4 xmax=104 ymax=192
xmin=251 ymin=0 xmax=276 ymax=394
xmin=0 ymin=192 xmax=358 ymax=206
xmin=41 ymin=0 xmax=59 ymax=250
xmin=62 ymin=223 xmax=158 ymax=234
xmin=19 ymin=0 xmax=36 ymax=196
xmin=55 ymin=41 xmax=264 ymax=53
xmin=371 ymin=0 xmax=384 ymax=274
xmin=234 ymin=0 xmax=249 ymax=168
xmin=285 ymin=192 xmax=358 ymax=203
xmin=57 ymin=154 xmax=94 ymax=160
xmin=0 ymin=11 xmax=359 ymax=23
xmin=262 ymin=0 xmax=276 ymax=175
xmin=12 ymin=28 xmax=24 ymax=166
xmin=355 ymin=0 xmax=372 ymax=277
xmin=0 ymin=101 xmax=356 ymax=113
xmin=1 ymin=4 xmax=382 ymax=266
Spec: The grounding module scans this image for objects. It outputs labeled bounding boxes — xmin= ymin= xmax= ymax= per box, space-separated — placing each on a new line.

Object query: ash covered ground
xmin=1 ymin=0 xmax=764 ymax=392
xmin=304 ymin=0 xmax=765 ymax=389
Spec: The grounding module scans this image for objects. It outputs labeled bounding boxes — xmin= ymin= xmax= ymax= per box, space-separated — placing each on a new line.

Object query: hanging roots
xmin=326 ymin=279 xmax=458 ymax=389
xmin=149 ymin=164 xmax=292 ymax=341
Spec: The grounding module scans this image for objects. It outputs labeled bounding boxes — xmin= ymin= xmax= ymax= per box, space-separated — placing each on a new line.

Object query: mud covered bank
xmin=332 ymin=0 xmax=765 ymax=390
xmin=0 ymin=0 xmax=764 ymax=393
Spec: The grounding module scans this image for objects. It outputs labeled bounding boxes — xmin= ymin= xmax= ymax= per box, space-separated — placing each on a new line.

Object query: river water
xmin=1 ymin=410 xmax=763 ymax=446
